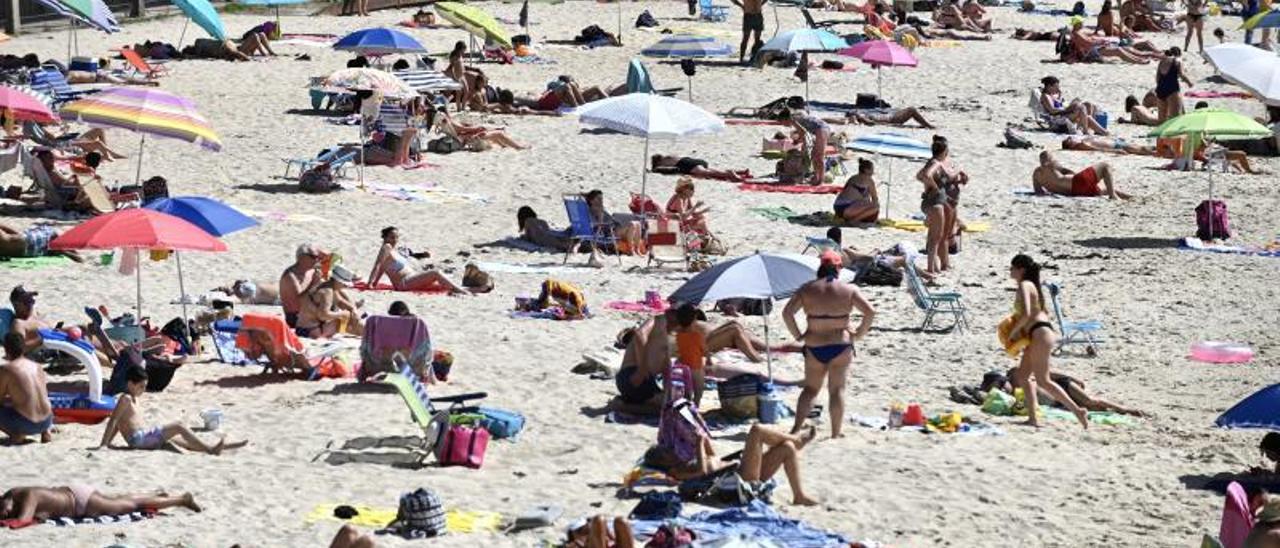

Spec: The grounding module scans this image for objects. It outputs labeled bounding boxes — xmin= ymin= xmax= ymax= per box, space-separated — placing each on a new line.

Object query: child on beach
xmin=97 ymin=366 xmax=247 ymax=454
xmin=673 ymin=304 xmax=710 ymax=406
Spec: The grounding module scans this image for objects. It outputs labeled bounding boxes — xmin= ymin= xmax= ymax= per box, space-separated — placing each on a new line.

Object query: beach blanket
xmin=242 ymin=209 xmax=326 ymax=223
xmin=361 ymin=183 xmax=490 ymax=205
xmin=605 ymin=300 xmax=669 ymax=313
xmin=877 ymin=218 xmax=992 ymax=233
xmin=749 ymin=206 xmax=800 ymax=221
xmin=1043 ymin=408 xmax=1134 ymax=426
xmin=1012 ymin=187 xmax=1101 ymax=199
xmin=3 ymin=510 xmax=157 ymax=529
xmin=471 ymin=261 xmax=589 ymax=274
xmin=473 ymin=237 xmax=559 ymax=254
xmin=353 ymin=281 xmax=449 ymax=295
xmin=509 ymin=308 xmax=589 ymax=320
xmin=305 ymin=504 xmax=502 ymax=533
xmin=738 ymin=183 xmax=841 ymax=194
xmin=0 ymin=256 xmax=71 ymax=269
xmin=1185 ymin=90 xmax=1254 ymax=99
xmin=786 ymin=210 xmax=841 ymax=227
xmin=515 ymin=54 xmax=557 ymax=64
xmin=850 ymin=415 xmax=1005 ymax=436
xmin=630 ymin=501 xmax=853 ymax=547
xmin=1179 ymin=236 xmax=1280 ymax=258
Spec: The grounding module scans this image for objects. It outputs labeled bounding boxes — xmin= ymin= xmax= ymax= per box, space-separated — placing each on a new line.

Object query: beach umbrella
xmin=1242 ymin=8 xmax=1280 ymax=30
xmin=641 ymin=35 xmax=734 ymax=58
xmin=319 ymin=68 xmax=415 ymax=188
xmin=0 ymin=85 xmax=59 ymax=124
xmin=144 ymin=196 xmax=257 ymax=321
xmin=171 ymin=0 xmax=226 ymax=45
xmin=234 ymin=0 xmax=307 ymax=26
xmin=844 ymin=132 xmax=930 ymax=220
xmin=435 ymin=2 xmax=513 ymax=49
xmin=334 ymin=27 xmax=428 ymax=56
xmin=49 ymin=209 xmax=227 ymax=318
xmin=30 ymin=0 xmax=118 ymax=57
xmin=576 ymin=92 xmax=724 ymax=204
xmin=1147 ymin=109 xmax=1271 ymax=239
xmin=761 ymin=29 xmax=848 ymax=100
xmin=1216 ymin=384 xmax=1280 ymax=430
xmin=668 ymin=251 xmax=854 ymax=379
xmin=1205 ymin=43 xmax=1280 ymax=106
xmin=60 ymin=87 xmax=221 ymax=186
xmin=839 ymin=40 xmax=917 ymax=101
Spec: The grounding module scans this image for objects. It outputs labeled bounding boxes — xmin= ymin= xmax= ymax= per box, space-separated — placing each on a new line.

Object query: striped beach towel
xmin=393 ymin=69 xmax=462 ymax=93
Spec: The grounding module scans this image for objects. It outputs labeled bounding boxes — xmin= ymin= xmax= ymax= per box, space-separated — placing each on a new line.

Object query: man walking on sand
xmin=733 ymin=0 xmax=768 ymax=63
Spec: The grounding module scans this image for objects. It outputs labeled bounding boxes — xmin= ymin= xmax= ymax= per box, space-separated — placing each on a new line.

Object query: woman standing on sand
xmin=1006 ymin=254 xmax=1088 ymax=429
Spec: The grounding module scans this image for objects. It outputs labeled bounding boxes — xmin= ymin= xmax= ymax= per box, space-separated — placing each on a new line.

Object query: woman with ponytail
xmin=782 ymin=251 xmax=875 ymax=439
xmin=1008 ymin=254 xmax=1088 ymax=429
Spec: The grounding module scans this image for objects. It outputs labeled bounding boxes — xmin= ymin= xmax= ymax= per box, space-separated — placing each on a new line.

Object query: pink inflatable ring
xmin=1190 ymin=341 xmax=1255 ymax=364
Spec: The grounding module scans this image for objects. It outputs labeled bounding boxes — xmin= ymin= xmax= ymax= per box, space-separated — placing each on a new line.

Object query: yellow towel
xmin=921 ymin=40 xmax=962 ymax=48
xmin=305 ymin=505 xmax=503 ymax=533
xmin=997 ymin=316 xmax=1030 ymax=357
xmin=877 ymin=219 xmax=992 ymax=233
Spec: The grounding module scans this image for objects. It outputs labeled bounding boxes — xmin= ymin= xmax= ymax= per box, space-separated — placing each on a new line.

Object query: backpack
xmin=437 ymin=423 xmax=489 ymax=468
xmin=854 ymin=260 xmax=904 ymax=287
xmin=387 ymin=488 xmax=447 ymax=538
xmin=775 ymin=149 xmax=808 ymax=184
xmin=657 ymin=398 xmax=708 ymax=465
xmin=576 ymin=25 xmax=607 ymax=43
xmin=1195 ymin=200 xmax=1230 ymax=240
xmin=427 ymin=135 xmax=464 ymax=154
xmin=635 ymin=10 xmax=659 ymax=28
xmin=299 ymin=163 xmax=337 ymax=193
xmin=1053 ymin=29 xmax=1072 ymax=58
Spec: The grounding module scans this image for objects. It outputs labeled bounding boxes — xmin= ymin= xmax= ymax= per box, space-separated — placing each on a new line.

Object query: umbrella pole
xmin=687 ymin=74 xmax=693 ymax=103
xmin=176 ymin=252 xmax=190 ymax=331
xmin=134 ymin=135 xmax=146 ymax=186
xmin=885 ymin=155 xmax=892 ymax=220
xmin=617 ymin=2 xmax=622 ymax=45
xmin=178 ymin=18 xmax=190 ymax=50
xmin=877 ymin=67 xmax=883 ymax=102
xmin=136 ymin=255 xmax=142 ymax=319
xmin=763 ymin=309 xmax=773 ymax=382
xmin=358 ymin=123 xmax=365 ymax=189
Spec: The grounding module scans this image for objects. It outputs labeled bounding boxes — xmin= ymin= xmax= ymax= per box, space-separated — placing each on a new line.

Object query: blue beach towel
xmin=630 ymin=500 xmax=853 ymax=547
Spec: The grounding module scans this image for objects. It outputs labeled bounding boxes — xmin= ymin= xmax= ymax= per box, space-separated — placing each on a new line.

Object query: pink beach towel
xmin=1185 ymin=90 xmax=1254 ymax=99
xmin=1221 ymin=481 xmax=1255 ymax=548
xmin=606 ymin=300 xmax=670 ymax=313
xmin=353 ymin=281 xmax=449 ymax=295
xmin=738 ymin=183 xmax=841 ymax=194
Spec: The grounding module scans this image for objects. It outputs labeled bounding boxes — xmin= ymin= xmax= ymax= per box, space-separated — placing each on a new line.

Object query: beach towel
xmin=725 ymin=119 xmax=791 ymax=126
xmin=1221 ymin=482 xmax=1254 ymax=548
xmin=849 ymin=415 xmax=1005 ymax=436
xmin=605 ymin=300 xmax=670 ymax=313
xmin=1043 ymin=407 xmax=1134 ymax=426
xmin=353 ymin=281 xmax=450 ymax=295
xmin=878 ymin=218 xmax=991 ymax=233
xmin=748 ymin=206 xmax=799 ymax=221
xmin=305 ymin=504 xmax=502 ymax=533
xmin=235 ymin=313 xmax=303 ymax=354
xmin=921 ymin=40 xmax=962 ymax=47
xmin=0 ymin=256 xmax=72 ymax=269
xmin=277 ymin=34 xmax=339 ymax=47
xmin=242 ymin=209 xmax=326 ymax=223
xmin=738 ymin=183 xmax=841 ymax=194
xmin=471 ymin=261 xmax=589 ymax=274
xmin=1012 ymin=187 xmax=1101 ymax=199
xmin=623 ymin=465 xmax=681 ymax=488
xmin=629 ymin=500 xmax=852 ymax=547
xmin=785 ymin=211 xmax=841 ymax=227
xmin=473 ymin=237 xmax=559 ymax=254
xmin=1 ymin=510 xmax=156 ymax=528
xmin=1180 ymin=236 xmax=1280 ymax=258
xmin=361 ymin=183 xmax=490 ymax=205
xmin=213 ymin=329 xmax=251 ymax=365
xmin=1185 ymin=90 xmax=1254 ymax=99
xmin=509 ymin=308 xmax=590 ymax=320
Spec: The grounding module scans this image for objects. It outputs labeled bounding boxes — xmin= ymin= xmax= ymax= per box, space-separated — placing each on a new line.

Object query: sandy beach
xmin=1 ymin=0 xmax=1278 ymax=546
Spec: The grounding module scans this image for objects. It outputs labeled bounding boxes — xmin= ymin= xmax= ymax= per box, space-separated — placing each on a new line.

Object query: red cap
xmin=819 ymin=250 xmax=843 ymax=268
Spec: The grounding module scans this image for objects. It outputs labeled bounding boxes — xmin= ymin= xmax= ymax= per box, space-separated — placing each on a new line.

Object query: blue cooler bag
xmin=478 ymin=407 xmax=525 ymax=439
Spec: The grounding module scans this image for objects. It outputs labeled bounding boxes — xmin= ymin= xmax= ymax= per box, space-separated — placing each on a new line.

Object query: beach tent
xmin=1216 ymin=384 xmax=1280 ymax=430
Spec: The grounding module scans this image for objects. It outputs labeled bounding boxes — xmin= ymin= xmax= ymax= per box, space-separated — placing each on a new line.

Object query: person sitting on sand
xmin=1070 ymin=17 xmax=1157 ymax=64
xmin=980 ymin=369 xmax=1145 ymax=416
xmin=1061 ymin=135 xmax=1157 ymax=155
xmin=666 ymin=178 xmax=713 ymax=236
xmin=98 ymin=365 xmax=247 ymax=454
xmin=613 ymin=310 xmax=674 ymax=415
xmin=834 ymin=159 xmax=880 ymax=223
xmin=213 ymin=280 xmax=281 ymax=306
xmin=960 ymin=0 xmax=994 ymax=31
xmin=517 ymin=206 xmax=576 ymax=252
xmin=368 ymin=227 xmax=470 ymax=296
xmin=0 ymin=333 xmax=53 ymax=444
xmin=1032 ymin=151 xmax=1131 ymax=199
xmin=672 ymin=304 xmax=711 ymax=405
xmin=935 ymin=0 xmax=992 ymax=33
xmin=651 ymin=154 xmax=750 ymax=181
xmin=643 ymin=423 xmax=820 ymax=506
xmin=0 ymin=486 xmax=200 ymax=525
xmin=296 ymin=271 xmax=364 ymax=338
xmin=1120 ymin=0 xmax=1168 ymax=31
xmin=1253 ymin=434 xmax=1280 ymax=476
xmin=1040 ymin=76 xmax=1108 ymax=135
xmin=585 ymin=189 xmax=645 ymax=256
xmin=1247 ymin=500 xmax=1280 ymax=548
xmin=0 ymin=223 xmax=82 ymax=262
xmin=1121 ymin=94 xmax=1161 ymax=126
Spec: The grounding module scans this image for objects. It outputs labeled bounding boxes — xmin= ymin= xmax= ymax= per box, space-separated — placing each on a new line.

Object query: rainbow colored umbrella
xmin=60 ymin=87 xmax=220 ymax=185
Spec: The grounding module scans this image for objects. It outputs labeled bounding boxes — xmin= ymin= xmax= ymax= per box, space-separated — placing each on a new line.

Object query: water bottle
xmin=888 ymin=401 xmax=905 ymax=428
xmin=758 ymin=383 xmax=782 ymax=424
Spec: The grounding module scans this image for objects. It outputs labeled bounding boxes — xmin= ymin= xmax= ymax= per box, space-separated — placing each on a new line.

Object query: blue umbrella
xmin=143 ymin=196 xmax=258 ymax=237
xmin=334 ymin=28 xmax=428 ymax=56
xmin=1216 ymin=384 xmax=1280 ymax=430
xmin=844 ymin=132 xmax=930 ymax=220
xmin=172 ymin=0 xmax=226 ymax=42
xmin=641 ymin=35 xmax=733 ymax=58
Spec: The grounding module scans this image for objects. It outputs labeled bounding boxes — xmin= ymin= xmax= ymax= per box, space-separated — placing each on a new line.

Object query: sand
xmin=1 ymin=1 xmax=1278 ymax=546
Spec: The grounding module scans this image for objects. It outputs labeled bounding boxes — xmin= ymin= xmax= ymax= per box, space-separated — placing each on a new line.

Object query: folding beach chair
xmin=800 ymin=236 xmax=838 ymax=254
xmin=360 ymin=315 xmax=432 ymax=382
xmin=234 ymin=313 xmax=305 ymax=374
xmin=210 ymin=319 xmax=251 ymax=365
xmin=1045 ymin=282 xmax=1104 ymax=355
xmin=1027 ymin=88 xmax=1071 ymax=133
xmin=643 ymin=213 xmax=692 ymax=269
xmin=562 ymin=194 xmax=622 ymax=265
xmin=903 ymin=260 xmax=970 ymax=332
xmin=801 ymin=8 xmax=864 ymax=29
xmin=383 ymin=362 xmax=487 ymax=465
xmin=282 ymin=148 xmax=356 ymax=179
xmin=699 ymin=0 xmax=730 ymax=21
xmin=627 ymin=59 xmax=682 ymax=97
xmin=28 ymin=67 xmax=99 ymax=105
xmin=119 ymin=47 xmax=170 ymax=78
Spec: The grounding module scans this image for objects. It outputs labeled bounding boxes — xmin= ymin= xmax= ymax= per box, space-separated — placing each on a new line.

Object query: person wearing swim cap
xmin=781 ymin=250 xmax=875 ymax=439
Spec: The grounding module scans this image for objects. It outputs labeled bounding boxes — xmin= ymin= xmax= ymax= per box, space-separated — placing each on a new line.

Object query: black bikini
xmin=1030 ymin=321 xmax=1055 ymax=334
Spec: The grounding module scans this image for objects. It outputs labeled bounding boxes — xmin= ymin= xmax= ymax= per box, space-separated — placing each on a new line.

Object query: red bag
xmin=629 ymin=193 xmax=660 ymax=215
xmin=437 ymin=424 xmax=489 ymax=468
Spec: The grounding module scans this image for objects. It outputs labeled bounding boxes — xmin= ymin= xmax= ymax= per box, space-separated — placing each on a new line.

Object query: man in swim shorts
xmin=1032 ymin=151 xmax=1131 ymax=199
xmin=0 ymin=332 xmax=53 ymax=443
xmin=614 ymin=309 xmax=679 ymax=413
xmin=0 ymin=223 xmax=81 ymax=262
xmin=734 ymin=0 xmax=768 ymax=63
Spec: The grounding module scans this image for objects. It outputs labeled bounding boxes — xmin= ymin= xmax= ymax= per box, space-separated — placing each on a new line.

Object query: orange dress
xmin=675 ymin=330 xmax=706 ymax=370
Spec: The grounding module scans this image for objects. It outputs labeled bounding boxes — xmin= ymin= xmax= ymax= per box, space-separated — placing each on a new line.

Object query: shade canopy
xmin=760 ymin=29 xmax=847 ymax=54
xmin=669 ymin=252 xmax=853 ymax=304
xmin=319 ymin=68 xmax=416 ymax=98
xmin=1205 ymin=43 xmax=1280 ymax=106
xmin=576 ymin=92 xmax=724 ymax=139
xmin=1216 ymin=384 xmax=1280 ymax=430
xmin=32 ymin=0 xmax=119 ymax=33
xmin=435 ymin=2 xmax=513 ymax=48
xmin=172 ymin=0 xmax=226 ymax=40
xmin=60 ymin=87 xmax=222 ymax=151
xmin=1146 ymin=108 xmax=1273 ymax=140
xmin=334 ymin=27 xmax=428 ymax=55
xmin=0 ymin=85 xmax=59 ymax=123
xmin=50 ymin=209 xmax=228 ymax=252
xmin=641 ymin=35 xmax=733 ymax=58
xmin=143 ymin=196 xmax=258 ymax=237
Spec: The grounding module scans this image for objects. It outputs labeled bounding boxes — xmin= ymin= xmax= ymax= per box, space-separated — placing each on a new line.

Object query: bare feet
xmin=797 ymin=424 xmax=818 ymax=450
xmin=1073 ymin=408 xmax=1089 ymax=429
xmin=40 ymin=431 xmax=52 ymax=443
xmin=792 ymin=494 xmax=820 ymax=506
xmin=182 ymin=492 xmax=202 ymax=512
xmin=1018 ymin=419 xmax=1041 ymax=428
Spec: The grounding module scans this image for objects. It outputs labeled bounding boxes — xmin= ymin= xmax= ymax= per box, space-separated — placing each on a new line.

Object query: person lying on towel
xmin=1032 ymin=151 xmax=1131 ymax=199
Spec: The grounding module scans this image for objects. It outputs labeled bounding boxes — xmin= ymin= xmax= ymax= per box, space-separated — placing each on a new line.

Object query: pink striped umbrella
xmin=0 ymin=85 xmax=59 ymax=123
xmin=839 ymin=40 xmax=918 ymax=100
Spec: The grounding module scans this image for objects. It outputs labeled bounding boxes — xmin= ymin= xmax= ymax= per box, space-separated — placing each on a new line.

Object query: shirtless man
xmin=7 ymin=286 xmax=46 ymax=354
xmin=732 ymin=0 xmax=768 ymax=63
xmin=0 ymin=223 xmax=82 ymax=262
xmin=0 ymin=333 xmax=53 ymax=444
xmin=0 ymin=485 xmax=200 ymax=526
xmin=1033 ymin=151 xmax=1131 ymax=199
xmin=1061 ymin=135 xmax=1156 ymax=156
xmin=614 ymin=310 xmax=678 ymax=414
xmin=781 ymin=251 xmax=874 ymax=438
xmin=279 ymin=244 xmax=325 ymax=332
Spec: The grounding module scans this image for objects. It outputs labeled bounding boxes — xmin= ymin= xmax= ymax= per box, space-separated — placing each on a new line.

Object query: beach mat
xmin=242 ymin=209 xmax=326 ymax=223
xmin=1185 ymin=90 xmax=1254 ymax=99
xmin=473 ymin=237 xmax=560 ymax=254
xmin=629 ymin=501 xmax=851 ymax=547
xmin=2 ymin=510 xmax=157 ymax=528
xmin=605 ymin=300 xmax=669 ymax=313
xmin=1179 ymin=237 xmax=1280 ymax=258
xmin=1012 ymin=187 xmax=1101 ymax=199
xmin=738 ymin=183 xmax=841 ymax=194
xmin=724 ymin=118 xmax=790 ymax=126
xmin=878 ymin=218 xmax=992 ymax=233
xmin=304 ymin=504 xmax=501 ymax=533
xmin=353 ymin=281 xmax=449 ymax=295
xmin=0 ymin=256 xmax=72 ymax=269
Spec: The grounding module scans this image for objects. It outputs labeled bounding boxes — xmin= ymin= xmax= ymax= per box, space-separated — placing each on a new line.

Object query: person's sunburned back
xmin=0 ymin=351 xmax=52 ymax=422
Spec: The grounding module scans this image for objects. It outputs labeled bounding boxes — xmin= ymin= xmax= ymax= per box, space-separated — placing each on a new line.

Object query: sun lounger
xmin=28 ymin=67 xmax=100 ymax=105
xmin=360 ymin=315 xmax=432 ymax=382
xmin=903 ymin=260 xmax=970 ymax=332
xmin=25 ymin=157 xmax=117 ymax=214
xmin=119 ymin=47 xmax=170 ymax=78
xmin=234 ymin=313 xmax=304 ymax=373
xmin=282 ymin=147 xmax=357 ymax=179
xmin=801 ymin=8 xmax=865 ymax=28
xmin=562 ymin=194 xmax=622 ymax=265
xmin=1045 ymin=282 xmax=1104 ymax=355
xmin=1027 ymin=88 xmax=1072 ymax=133
xmin=643 ymin=213 xmax=692 ymax=269
xmin=383 ymin=362 xmax=487 ymax=465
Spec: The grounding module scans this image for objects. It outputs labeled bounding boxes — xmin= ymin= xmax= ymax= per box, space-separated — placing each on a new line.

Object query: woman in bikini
xmin=1122 ymin=94 xmax=1161 ymax=126
xmin=1183 ymin=0 xmax=1207 ymax=53
xmin=1007 ymin=254 xmax=1088 ymax=429
xmin=833 ymin=159 xmax=880 ymax=223
xmin=0 ymin=486 xmax=200 ymax=525
xmin=915 ymin=138 xmax=965 ymax=274
xmin=782 ymin=251 xmax=875 ymax=439
xmin=368 ymin=227 xmax=470 ymax=296
xmin=665 ymin=178 xmax=712 ymax=236
xmin=445 ymin=41 xmax=471 ymax=111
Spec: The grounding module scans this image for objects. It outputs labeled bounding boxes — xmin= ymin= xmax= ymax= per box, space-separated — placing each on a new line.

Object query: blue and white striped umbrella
xmin=760 ymin=28 xmax=847 ymax=54
xmin=844 ymin=132 xmax=931 ymax=159
xmin=641 ymin=35 xmax=733 ymax=58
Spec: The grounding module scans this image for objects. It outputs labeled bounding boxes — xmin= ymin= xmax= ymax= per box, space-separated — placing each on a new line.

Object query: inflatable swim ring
xmin=38 ymin=328 xmax=103 ymax=401
xmin=49 ymin=392 xmax=116 ymax=424
xmin=1190 ymin=341 xmax=1255 ymax=364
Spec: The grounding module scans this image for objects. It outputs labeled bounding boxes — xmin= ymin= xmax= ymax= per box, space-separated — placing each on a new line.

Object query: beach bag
xmin=820 ymin=60 xmax=844 ymax=70
xmin=981 ymin=388 xmax=1015 ymax=416
xmin=854 ymin=260 xmax=903 ymax=287
xmin=717 ymin=375 xmax=762 ymax=419
xmin=629 ymin=491 xmax=683 ymax=520
xmin=477 ymin=406 xmax=525 ymax=439
xmin=635 ymin=10 xmax=660 ymax=28
xmin=629 ymin=193 xmax=660 ymax=214
xmin=576 ymin=25 xmax=608 ymax=43
xmin=713 ymin=473 xmax=774 ymax=506
xmin=299 ymin=163 xmax=337 ymax=193
xmin=658 ymin=396 xmax=709 ymax=464
xmin=1196 ymin=200 xmax=1230 ymax=240
xmin=437 ymin=424 xmax=489 ymax=468
xmin=427 ymin=135 xmax=464 ymax=154
xmin=388 ymin=488 xmax=447 ymax=538
xmin=775 ymin=149 xmax=808 ymax=184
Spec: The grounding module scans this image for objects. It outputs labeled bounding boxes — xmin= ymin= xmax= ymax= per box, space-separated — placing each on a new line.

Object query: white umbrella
xmin=576 ymin=93 xmax=724 ymax=202
xmin=1206 ymin=43 xmax=1280 ymax=105
xmin=668 ymin=251 xmax=854 ymax=380
xmin=844 ymin=132 xmax=931 ymax=220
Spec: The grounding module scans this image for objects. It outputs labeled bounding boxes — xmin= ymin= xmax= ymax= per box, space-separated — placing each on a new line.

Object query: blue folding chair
xmin=1045 ymin=282 xmax=1104 ymax=356
xmin=282 ymin=148 xmax=357 ymax=179
xmin=562 ymin=195 xmax=622 ymax=265
xmin=626 ymin=59 xmax=682 ymax=97
xmin=699 ymin=0 xmax=729 ymax=22
xmin=29 ymin=67 xmax=98 ymax=105
xmin=903 ymin=260 xmax=970 ymax=333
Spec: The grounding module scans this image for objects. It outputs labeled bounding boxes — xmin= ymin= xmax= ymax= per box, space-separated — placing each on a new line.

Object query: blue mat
xmin=631 ymin=500 xmax=851 ymax=547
